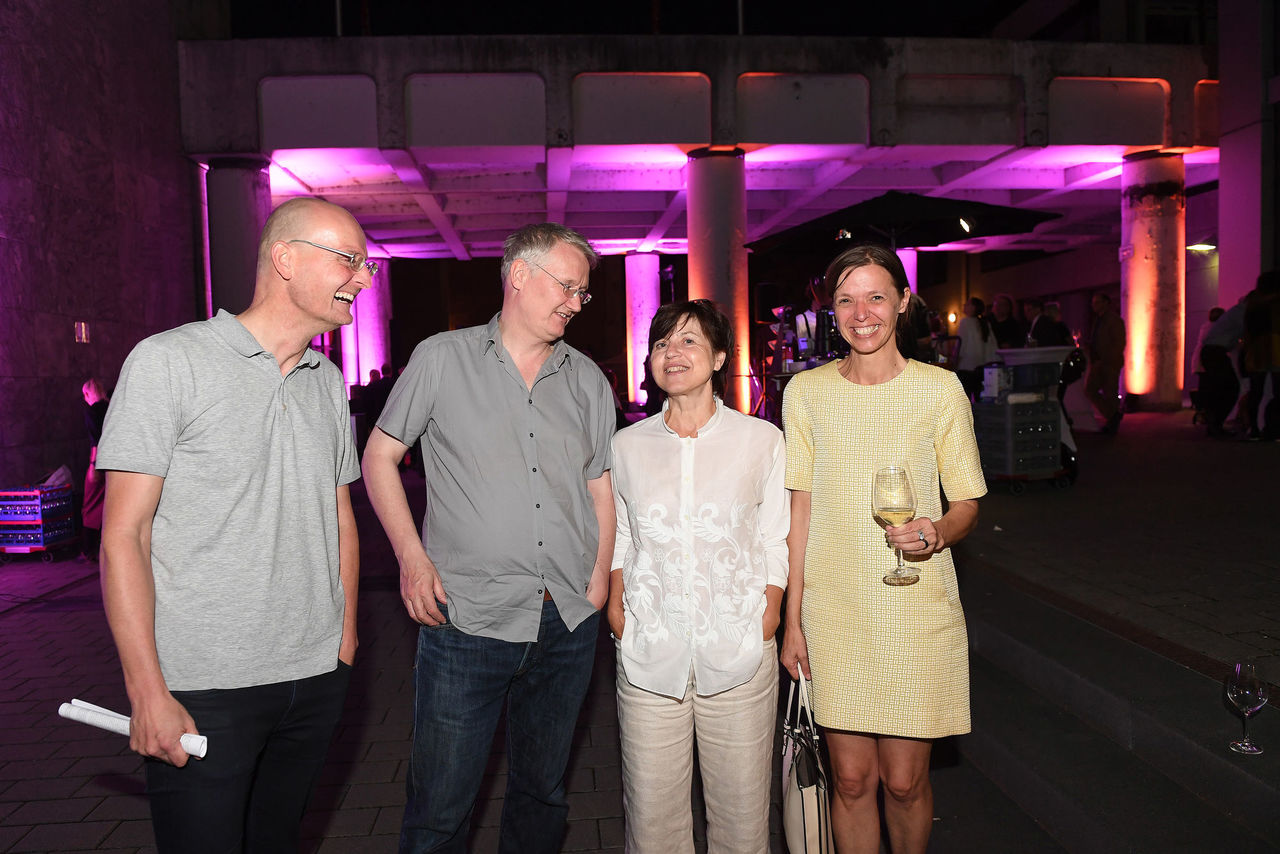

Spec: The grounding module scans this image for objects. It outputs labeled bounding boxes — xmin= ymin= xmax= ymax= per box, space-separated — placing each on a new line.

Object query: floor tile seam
xmin=962 ymin=555 xmax=1262 ymax=687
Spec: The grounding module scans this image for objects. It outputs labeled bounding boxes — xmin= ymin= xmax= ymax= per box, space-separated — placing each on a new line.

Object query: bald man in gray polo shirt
xmin=363 ymin=223 xmax=615 ymax=854
xmin=97 ymin=198 xmax=372 ymax=853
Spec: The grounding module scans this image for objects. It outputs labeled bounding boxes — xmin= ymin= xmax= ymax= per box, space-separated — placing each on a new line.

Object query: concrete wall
xmin=0 ymin=0 xmax=198 ymax=486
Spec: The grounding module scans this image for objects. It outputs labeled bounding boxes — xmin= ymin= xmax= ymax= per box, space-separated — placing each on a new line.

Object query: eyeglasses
xmin=289 ymin=239 xmax=379 ymax=276
xmin=530 ymin=260 xmax=592 ymax=305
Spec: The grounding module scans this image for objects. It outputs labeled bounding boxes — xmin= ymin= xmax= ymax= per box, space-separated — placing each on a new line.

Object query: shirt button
xmin=538 ymin=541 xmax=543 ymax=546
xmin=536 ymin=503 xmax=541 ymax=508
xmin=529 ymin=432 xmax=534 ymax=437
xmin=532 ymin=467 xmax=537 ymax=473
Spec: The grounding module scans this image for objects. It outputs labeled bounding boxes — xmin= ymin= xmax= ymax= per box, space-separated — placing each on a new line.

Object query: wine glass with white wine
xmin=1225 ymin=662 xmax=1268 ymax=755
xmin=872 ymin=466 xmax=918 ymax=587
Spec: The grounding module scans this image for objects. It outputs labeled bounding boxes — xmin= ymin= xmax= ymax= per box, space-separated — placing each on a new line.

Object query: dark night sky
xmin=229 ymin=0 xmax=1049 ymax=39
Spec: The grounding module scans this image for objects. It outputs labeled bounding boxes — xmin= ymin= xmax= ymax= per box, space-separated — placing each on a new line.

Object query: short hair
xmin=1044 ymin=301 xmax=1062 ymax=319
xmin=1209 ymin=306 xmax=1225 ymax=323
xmin=501 ymin=223 xmax=598 ymax=285
xmin=648 ymin=299 xmax=734 ymax=399
xmin=823 ymin=243 xmax=909 ymax=302
xmin=257 ymin=197 xmax=353 ymax=274
xmin=1023 ymin=298 xmax=1043 ymax=312
xmin=823 ymin=243 xmax=913 ymax=341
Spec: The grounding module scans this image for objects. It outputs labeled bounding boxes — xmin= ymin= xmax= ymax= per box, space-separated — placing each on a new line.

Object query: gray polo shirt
xmin=377 ymin=314 xmax=614 ymax=642
xmin=97 ymin=310 xmax=360 ymax=691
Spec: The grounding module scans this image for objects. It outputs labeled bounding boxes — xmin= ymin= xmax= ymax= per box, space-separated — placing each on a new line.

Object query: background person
xmin=608 ymin=300 xmax=788 ymax=854
xmin=80 ymin=378 xmax=110 ymax=561
xmin=955 ymin=296 xmax=996 ymax=400
xmin=1084 ymin=292 xmax=1126 ymax=434
xmin=780 ymin=243 xmax=986 ymax=854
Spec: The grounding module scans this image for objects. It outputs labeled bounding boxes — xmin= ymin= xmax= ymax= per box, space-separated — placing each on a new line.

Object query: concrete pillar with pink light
xmin=623 ymin=253 xmax=661 ymax=408
xmin=205 ymin=156 xmax=272 ymax=316
xmin=686 ymin=147 xmax=750 ymax=413
xmin=1120 ymin=152 xmax=1186 ymax=411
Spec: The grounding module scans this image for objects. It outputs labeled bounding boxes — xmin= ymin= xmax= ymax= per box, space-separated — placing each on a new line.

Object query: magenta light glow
xmin=624 ymin=253 xmax=661 ymax=405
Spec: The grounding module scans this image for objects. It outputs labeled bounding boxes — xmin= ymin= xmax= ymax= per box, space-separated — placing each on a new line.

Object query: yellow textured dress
xmin=782 ymin=359 xmax=986 ymax=738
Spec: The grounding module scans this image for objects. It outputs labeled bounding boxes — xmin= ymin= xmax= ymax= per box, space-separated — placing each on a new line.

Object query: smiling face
xmin=283 ymin=205 xmax=373 ymax=333
xmin=650 ymin=314 xmax=726 ymax=399
xmin=507 ymin=240 xmax=592 ymax=345
xmin=832 ymin=263 xmax=908 ymax=358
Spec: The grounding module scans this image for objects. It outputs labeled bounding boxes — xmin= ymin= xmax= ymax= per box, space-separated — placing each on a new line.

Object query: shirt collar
xmin=484 ymin=312 xmax=570 ymax=368
xmin=659 ymin=395 xmax=725 ymax=438
xmin=209 ymin=309 xmax=322 ymax=369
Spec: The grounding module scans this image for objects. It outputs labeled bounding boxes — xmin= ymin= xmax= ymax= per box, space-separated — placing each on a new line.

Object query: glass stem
xmin=897 ymin=548 xmax=904 ymax=570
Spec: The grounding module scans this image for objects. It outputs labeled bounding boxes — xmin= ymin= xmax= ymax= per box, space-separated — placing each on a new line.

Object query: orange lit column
xmin=1120 ymin=151 xmax=1185 ymax=410
xmin=624 ymin=252 xmax=661 ymax=406
xmin=205 ymin=156 xmax=272 ymax=316
xmin=686 ymin=147 xmax=749 ymax=412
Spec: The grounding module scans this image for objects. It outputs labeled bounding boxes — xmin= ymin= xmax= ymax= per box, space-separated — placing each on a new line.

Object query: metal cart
xmin=974 ymin=347 xmax=1076 ymax=495
xmin=0 ymin=483 xmax=77 ymax=563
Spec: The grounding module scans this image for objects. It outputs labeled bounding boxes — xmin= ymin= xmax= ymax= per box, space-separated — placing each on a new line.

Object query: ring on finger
xmin=917 ymin=530 xmax=928 ymax=548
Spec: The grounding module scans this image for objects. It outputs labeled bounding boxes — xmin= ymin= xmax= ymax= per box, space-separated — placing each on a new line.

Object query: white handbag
xmin=782 ymin=677 xmax=834 ymax=854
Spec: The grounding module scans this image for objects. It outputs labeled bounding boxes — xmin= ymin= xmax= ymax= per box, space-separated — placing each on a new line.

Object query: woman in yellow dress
xmin=780 ymin=244 xmax=986 ymax=854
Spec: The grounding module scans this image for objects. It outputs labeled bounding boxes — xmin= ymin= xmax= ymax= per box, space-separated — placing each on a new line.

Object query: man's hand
xmin=129 ymin=691 xmax=199 ymax=767
xmin=400 ymin=548 xmax=447 ymax=625
xmin=585 ymin=570 xmax=609 ymax=610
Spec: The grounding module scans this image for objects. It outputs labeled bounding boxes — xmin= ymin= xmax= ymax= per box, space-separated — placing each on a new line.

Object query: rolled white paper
xmin=58 ymin=699 xmax=208 ymax=758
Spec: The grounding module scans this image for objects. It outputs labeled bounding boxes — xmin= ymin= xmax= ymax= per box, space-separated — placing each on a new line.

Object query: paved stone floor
xmin=0 ymin=408 xmax=1275 ymax=853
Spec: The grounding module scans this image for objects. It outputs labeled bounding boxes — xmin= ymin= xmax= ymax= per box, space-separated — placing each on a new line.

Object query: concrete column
xmin=1120 ymin=152 xmax=1185 ymax=409
xmin=624 ymin=252 xmax=661 ymax=406
xmin=342 ymin=257 xmax=392 ymax=393
xmin=686 ymin=147 xmax=749 ymax=412
xmin=205 ymin=156 xmax=272 ymax=315
xmin=896 ymin=248 xmax=918 ymax=291
xmin=1217 ymin=0 xmax=1276 ymax=308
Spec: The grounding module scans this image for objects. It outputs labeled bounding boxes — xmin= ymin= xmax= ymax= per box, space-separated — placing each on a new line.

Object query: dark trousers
xmin=145 ymin=662 xmax=351 ymax=854
xmin=400 ymin=600 xmax=599 ymax=854
xmin=1245 ymin=370 xmax=1280 ymax=438
xmin=1199 ymin=345 xmax=1239 ymax=434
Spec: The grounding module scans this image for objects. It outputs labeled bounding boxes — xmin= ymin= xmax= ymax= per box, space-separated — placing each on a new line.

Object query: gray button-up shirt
xmin=377 ymin=314 xmax=615 ymax=642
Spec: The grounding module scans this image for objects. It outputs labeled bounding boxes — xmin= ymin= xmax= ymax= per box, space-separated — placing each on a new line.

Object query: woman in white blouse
xmin=607 ymin=299 xmax=789 ymax=854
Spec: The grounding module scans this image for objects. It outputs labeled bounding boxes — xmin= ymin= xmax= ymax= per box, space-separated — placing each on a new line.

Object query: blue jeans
xmin=400 ymin=600 xmax=600 ymax=854
xmin=145 ymin=661 xmax=351 ymax=853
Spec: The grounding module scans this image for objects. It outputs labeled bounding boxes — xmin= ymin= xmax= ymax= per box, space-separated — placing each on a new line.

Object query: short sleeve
xmin=96 ymin=338 xmax=180 ymax=478
xmin=584 ymin=366 xmax=615 ymax=479
xmin=782 ymin=375 xmax=814 ymax=492
xmin=376 ymin=338 xmax=439 ymax=447
xmin=330 ymin=368 xmax=360 ymax=486
xmin=935 ymin=372 xmax=987 ymax=501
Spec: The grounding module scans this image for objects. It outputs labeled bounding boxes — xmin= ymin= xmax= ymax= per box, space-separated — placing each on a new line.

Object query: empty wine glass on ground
xmin=1225 ymin=662 xmax=1268 ymax=755
xmin=872 ymin=466 xmax=918 ymax=586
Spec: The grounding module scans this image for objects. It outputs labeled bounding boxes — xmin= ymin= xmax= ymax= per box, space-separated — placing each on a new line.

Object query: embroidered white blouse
xmin=611 ymin=399 xmax=789 ymax=699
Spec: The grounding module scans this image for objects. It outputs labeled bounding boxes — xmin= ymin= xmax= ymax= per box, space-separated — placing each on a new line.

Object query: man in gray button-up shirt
xmin=363 ymin=223 xmax=615 ymax=853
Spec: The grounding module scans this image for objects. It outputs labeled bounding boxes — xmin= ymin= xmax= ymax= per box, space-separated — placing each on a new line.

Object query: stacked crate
xmin=0 ymin=484 xmax=75 ymax=554
xmin=974 ymin=360 xmax=1062 ymax=480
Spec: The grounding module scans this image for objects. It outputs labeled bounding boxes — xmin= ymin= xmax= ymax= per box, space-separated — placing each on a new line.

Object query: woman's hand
xmin=885 ymin=499 xmax=979 ymax=561
xmin=606 ymin=569 xmax=625 ymax=638
xmin=779 ymin=619 xmax=810 ymax=681
xmin=886 ymin=517 xmax=943 ymax=560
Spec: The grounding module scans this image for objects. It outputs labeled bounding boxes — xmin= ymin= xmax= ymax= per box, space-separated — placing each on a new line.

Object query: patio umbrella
xmin=746 ymin=190 xmax=1060 ymax=256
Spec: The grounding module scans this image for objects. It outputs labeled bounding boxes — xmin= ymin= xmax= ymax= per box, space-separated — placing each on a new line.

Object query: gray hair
xmin=501 ymin=223 xmax=598 ymax=285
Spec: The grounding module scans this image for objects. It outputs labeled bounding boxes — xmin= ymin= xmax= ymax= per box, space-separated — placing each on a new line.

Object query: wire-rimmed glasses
xmin=289 ymin=239 xmax=379 ymax=276
xmin=530 ymin=260 xmax=592 ymax=305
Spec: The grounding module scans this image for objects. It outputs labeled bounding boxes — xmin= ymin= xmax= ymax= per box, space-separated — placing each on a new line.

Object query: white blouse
xmin=611 ymin=399 xmax=789 ymax=699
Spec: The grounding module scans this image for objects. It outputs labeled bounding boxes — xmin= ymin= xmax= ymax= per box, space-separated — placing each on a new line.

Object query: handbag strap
xmin=786 ymin=677 xmax=819 ymax=734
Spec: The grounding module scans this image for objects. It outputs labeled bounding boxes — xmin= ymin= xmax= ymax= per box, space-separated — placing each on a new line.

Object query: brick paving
xmin=0 ymin=409 xmax=1274 ymax=852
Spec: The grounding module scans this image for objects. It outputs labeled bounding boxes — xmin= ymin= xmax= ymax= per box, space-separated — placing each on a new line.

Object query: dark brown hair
xmin=648 ymin=299 xmax=734 ymax=398
xmin=823 ymin=243 xmax=912 ymax=339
